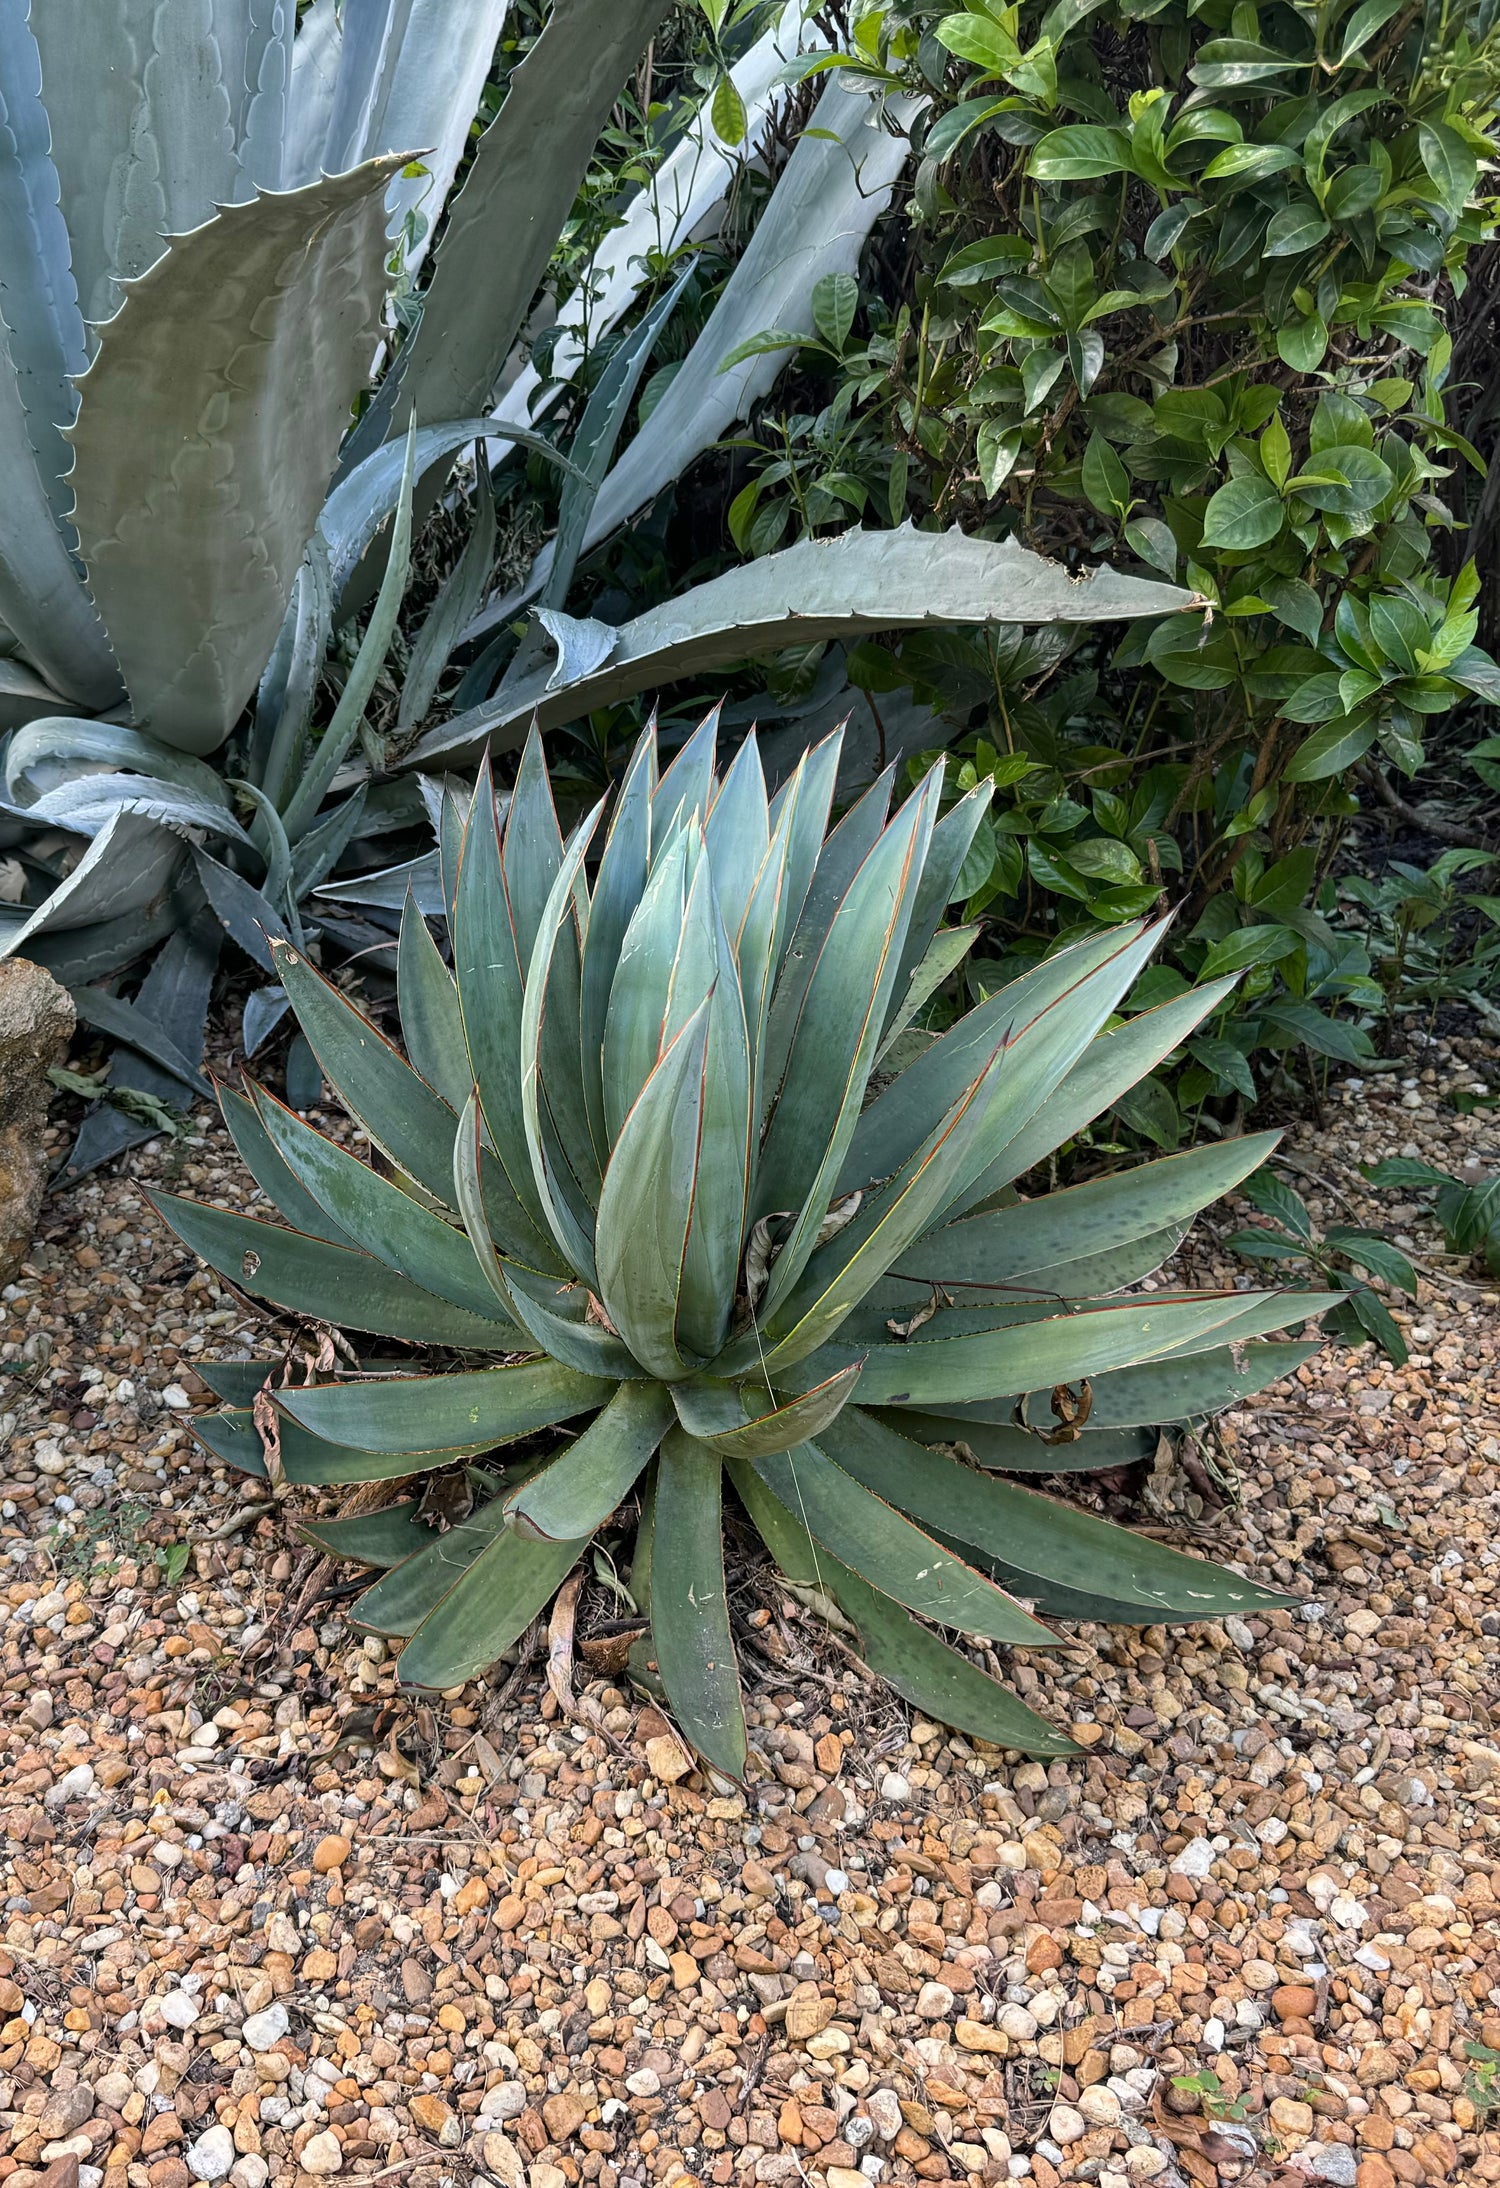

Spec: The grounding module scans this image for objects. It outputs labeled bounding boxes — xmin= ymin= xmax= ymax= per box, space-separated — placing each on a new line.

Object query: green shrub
xmin=729 ymin=0 xmax=1500 ymax=1134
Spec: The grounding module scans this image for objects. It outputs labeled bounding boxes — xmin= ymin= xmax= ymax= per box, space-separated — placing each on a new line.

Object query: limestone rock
xmin=0 ymin=957 xmax=73 ymax=1284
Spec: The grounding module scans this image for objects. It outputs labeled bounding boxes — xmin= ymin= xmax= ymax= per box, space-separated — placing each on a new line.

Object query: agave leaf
xmin=543 ymin=258 xmax=694 ymax=613
xmin=3 ymin=719 xmax=228 ymax=808
xmin=253 ymin=541 xmax=334 ymax=816
xmin=0 ymin=0 xmax=87 ymax=531
xmin=760 ymin=1033 xmax=1012 ymax=1370
xmin=296 ymin=1502 xmax=431 ymax=1566
xmin=595 ymin=999 xmax=713 ymax=1379
xmin=483 ymin=6 xmax=821 ymax=459
xmin=67 ymin=985 xmax=213 ymax=1104
xmin=820 ymin=1408 xmax=1289 ymax=1618
xmin=505 ymin=1380 xmax=674 ymax=1542
xmin=959 ymin=977 xmax=1241 ymax=1209
xmin=249 ymin=1079 xmax=525 ymax=1325
xmin=703 ymin=730 xmax=770 ymax=948
xmin=601 ymin=829 xmax=700 ymax=1145
xmin=880 ymin=1412 xmax=1157 ymax=1473
xmin=412 ymin=527 xmax=1196 ymax=766
xmin=785 ymin=1291 xmax=1306 ymax=1406
xmin=149 ymin=1191 xmax=519 ymax=1348
xmin=869 ymin=1223 xmax=1188 ymax=1315
xmin=322 ymin=418 xmax=587 ymax=597
xmin=492 ymin=74 xmax=920 ymax=621
xmin=353 ymin=1497 xmax=515 ymax=1638
xmin=34 ymin=0 xmax=240 ymax=328
xmin=912 ymin=1338 xmax=1323 ymax=1431
xmin=450 ymin=1090 xmax=634 ymax=1374
xmin=192 ymin=1404 xmax=476 ymax=1487
xmin=730 ymin=1457 xmax=1076 ymax=1756
xmin=0 ymin=810 xmax=184 ymax=962
xmin=884 ymin=783 xmax=994 ymax=1038
xmin=277 ymin=1359 xmax=613 ymax=1457
xmin=652 ymin=708 xmax=721 ymax=839
xmin=650 ymin=1430 xmax=746 ymax=1781
xmin=192 ymin=847 xmax=290 ymax=974
xmin=60 ymin=916 xmax=220 ymax=1182
xmin=899 ymin=1130 xmax=1282 ymax=1293
xmin=241 ymin=959 xmax=399 ymax=1126
xmin=735 ymin=735 xmax=840 ymax=1106
xmin=757 ymin=771 xmax=941 ymax=1318
xmin=758 ymin=760 xmax=891 ymax=1111
xmin=289 ymin=786 xmax=368 ymax=903
xmin=843 ymin=921 xmax=1163 ymax=1209
xmin=454 ymin=759 xmax=556 ymax=1250
xmin=878 ymin=923 xmax=983 ymax=1065
xmin=397 ymin=1519 xmax=582 ymax=1688
xmin=396 ymin=895 xmax=472 ymax=1113
xmin=519 ymin=792 xmax=607 ymax=1274
xmin=353 ymin=0 xmax=674 ymax=448
xmin=580 ymin=728 xmax=657 ymax=1163
xmin=67 ymin=156 xmax=406 ymax=752
xmin=670 ymin=1366 xmax=863 ymax=1459
xmin=356 ymin=0 xmax=513 ymax=277
xmin=399 ymin=452 xmax=498 ymax=732
xmin=748 ymin=1437 xmax=1055 ymax=1646
xmin=677 ymin=874 xmax=753 ymax=1361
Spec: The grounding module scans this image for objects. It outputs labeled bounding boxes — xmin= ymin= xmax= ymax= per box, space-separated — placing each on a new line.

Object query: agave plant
xmin=157 ymin=715 xmax=1328 ymax=1765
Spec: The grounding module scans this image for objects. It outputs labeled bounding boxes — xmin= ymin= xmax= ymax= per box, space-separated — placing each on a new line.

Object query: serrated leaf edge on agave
xmin=161 ymin=713 xmax=1316 ymax=1764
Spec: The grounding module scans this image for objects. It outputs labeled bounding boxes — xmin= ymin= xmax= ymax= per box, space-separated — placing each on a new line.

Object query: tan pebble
xmin=409 ymin=2093 xmax=453 ymax=2135
xmin=301 ymin=1947 xmax=337 ymax=1984
xmin=825 ymin=2173 xmax=866 ymax=2188
xmin=436 ymin=2003 xmax=465 ymax=2034
xmin=541 ymin=2093 xmax=588 ymax=2141
xmin=955 ymin=2018 xmax=1007 ymax=2056
xmin=1268 ymin=2096 xmax=1314 ymax=2139
xmin=530 ymin=2169 xmax=567 ymax=2188
xmin=1356 ymin=2160 xmax=1396 ymax=2188
xmin=669 ymin=1950 xmax=699 ymax=1992
xmin=452 ymin=1873 xmax=488 ymax=1914
xmin=1272 ymin=1983 xmax=1318 ymax=2021
xmin=785 ymin=1982 xmax=833 ymax=2041
xmin=584 ymin=1977 xmax=611 ymax=2016
xmin=644 ymin=1732 xmax=692 ymax=1783
xmin=493 ymin=1894 xmax=525 ymax=1933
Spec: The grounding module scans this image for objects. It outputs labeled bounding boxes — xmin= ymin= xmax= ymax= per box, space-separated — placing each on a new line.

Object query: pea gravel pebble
xmin=1 ymin=1039 xmax=1498 ymax=2188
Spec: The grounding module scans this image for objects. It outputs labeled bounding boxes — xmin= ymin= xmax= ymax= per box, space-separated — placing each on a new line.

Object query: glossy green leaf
xmin=1200 ymin=472 xmax=1283 ymax=550
xmin=730 ymin=1456 xmax=1076 ymax=1756
xmin=397 ymin=896 xmax=473 ymax=1114
xmin=650 ymin=1430 xmax=746 ymax=1780
xmin=595 ymin=997 xmax=711 ymax=1378
xmin=820 ymin=1408 xmax=1288 ymax=1617
xmin=148 ymin=1192 xmax=520 ymax=1349
xmin=250 ymin=1081 xmax=522 ymax=1326
xmin=670 ymin=1365 xmax=864 ymax=1458
xmin=397 ymin=1521 xmax=583 ymax=1688
xmin=297 ymin=1502 xmax=432 ymax=1566
xmin=276 ymin=1359 xmax=613 ymax=1456
xmin=748 ymin=1438 xmax=1055 ymax=1645
xmin=504 ymin=1380 xmax=673 ymax=1541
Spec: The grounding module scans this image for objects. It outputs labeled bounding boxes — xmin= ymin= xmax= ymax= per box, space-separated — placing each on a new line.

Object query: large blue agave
xmin=156 ymin=716 xmax=1328 ymax=1767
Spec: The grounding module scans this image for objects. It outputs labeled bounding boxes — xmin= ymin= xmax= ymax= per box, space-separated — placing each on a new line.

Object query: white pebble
xmin=185 ymin=2123 xmax=235 ymax=2182
xmin=879 ymin=1772 xmax=910 ymax=1802
xmin=160 ymin=1990 xmax=200 ymax=2030
xmin=241 ymin=2003 xmax=289 ymax=2051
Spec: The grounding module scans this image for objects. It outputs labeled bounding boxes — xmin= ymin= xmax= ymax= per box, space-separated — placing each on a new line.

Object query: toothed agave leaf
xmin=158 ymin=718 xmax=1325 ymax=1769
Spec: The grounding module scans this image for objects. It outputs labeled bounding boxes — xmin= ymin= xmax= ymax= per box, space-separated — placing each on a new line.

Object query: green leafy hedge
xmin=733 ymin=0 xmax=1500 ymax=1143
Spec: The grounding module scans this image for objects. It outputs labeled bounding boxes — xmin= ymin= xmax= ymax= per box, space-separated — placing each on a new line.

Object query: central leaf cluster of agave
xmin=158 ymin=718 xmax=1329 ymax=1767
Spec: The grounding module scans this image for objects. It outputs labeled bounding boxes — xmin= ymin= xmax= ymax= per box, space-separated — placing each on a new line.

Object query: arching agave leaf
xmin=410 ymin=526 xmax=1198 ymax=767
xmin=67 ymin=154 xmax=407 ymax=753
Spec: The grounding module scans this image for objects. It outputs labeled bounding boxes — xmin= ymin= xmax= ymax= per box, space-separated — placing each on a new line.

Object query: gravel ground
xmin=3 ymin=1034 xmax=1499 ymax=2188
